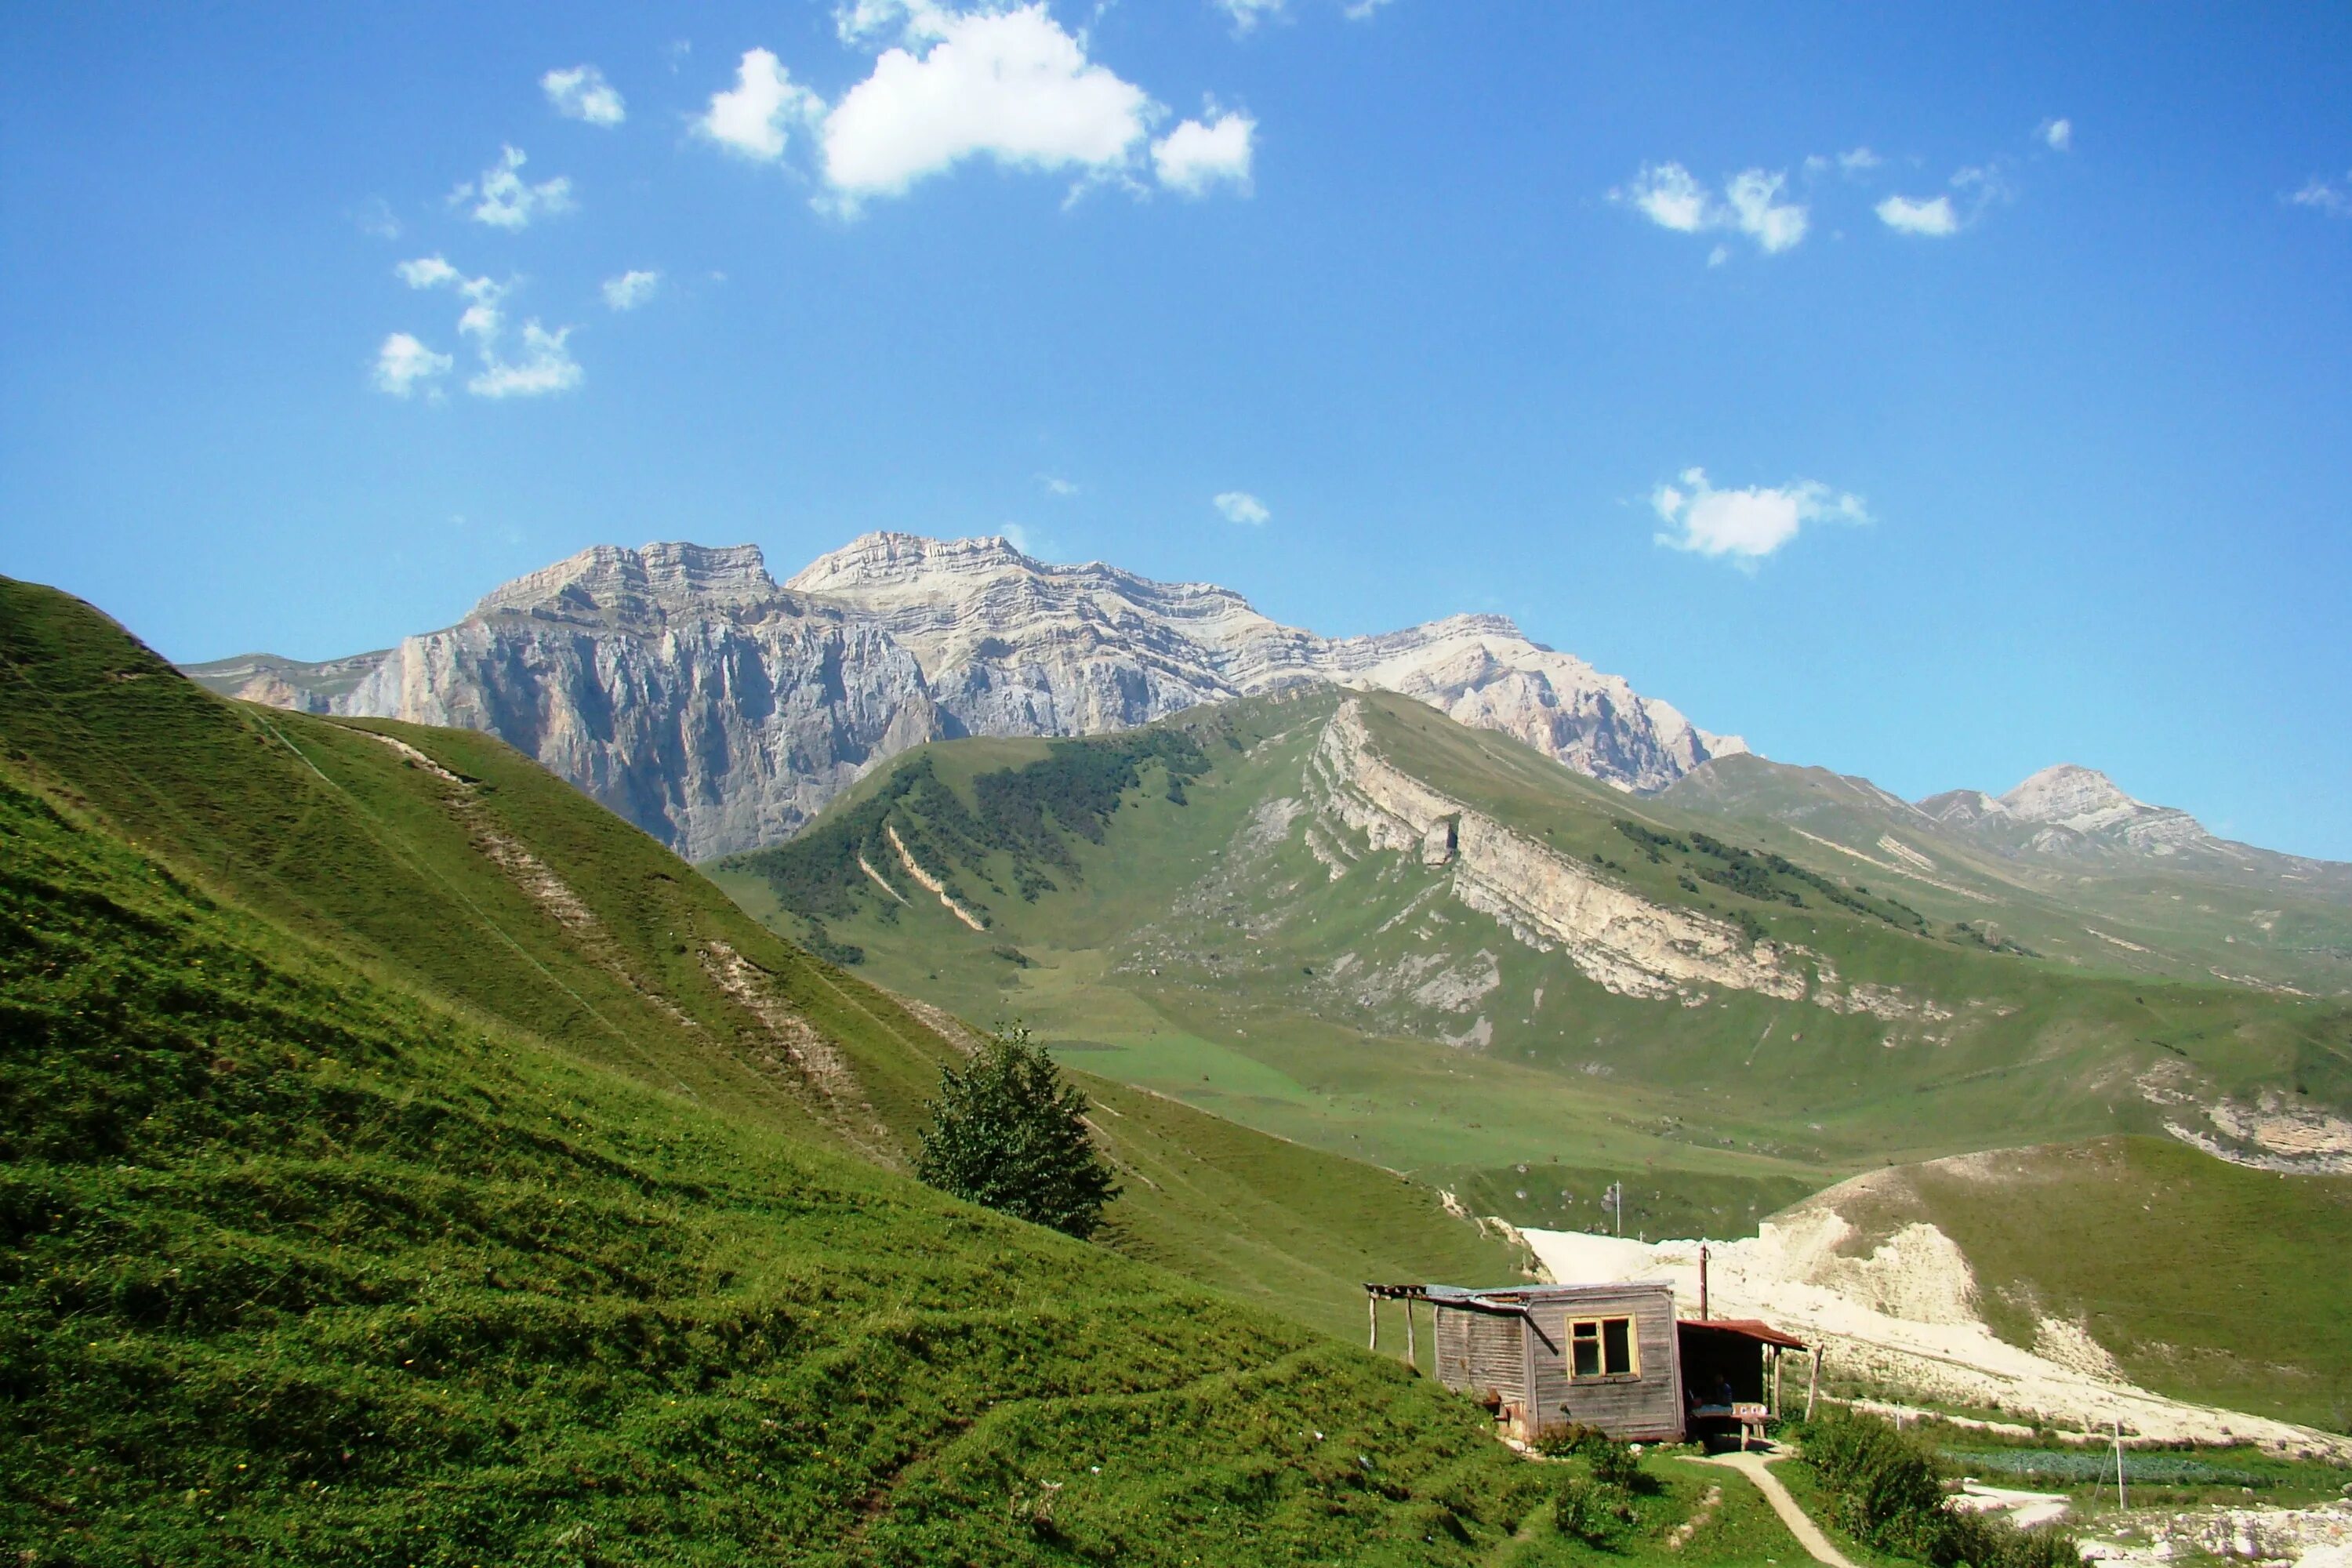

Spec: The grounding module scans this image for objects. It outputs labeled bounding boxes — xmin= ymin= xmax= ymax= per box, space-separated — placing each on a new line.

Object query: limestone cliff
xmin=223 ymin=533 xmax=1743 ymax=858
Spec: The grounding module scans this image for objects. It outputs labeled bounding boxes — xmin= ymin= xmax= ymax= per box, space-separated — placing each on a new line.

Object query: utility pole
xmin=1700 ymin=1244 xmax=1710 ymax=1321
xmin=2114 ymin=1420 xmax=2127 ymax=1512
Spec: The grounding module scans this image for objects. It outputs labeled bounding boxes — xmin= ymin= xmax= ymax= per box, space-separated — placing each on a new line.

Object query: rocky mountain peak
xmin=785 ymin=532 xmax=1036 ymax=597
xmin=474 ymin=541 xmax=782 ymax=626
xmin=1998 ymin=764 xmax=2140 ymax=829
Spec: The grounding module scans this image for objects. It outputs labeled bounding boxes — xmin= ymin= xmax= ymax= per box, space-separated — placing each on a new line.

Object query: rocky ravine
xmin=188 ymin=533 xmax=1744 ymax=860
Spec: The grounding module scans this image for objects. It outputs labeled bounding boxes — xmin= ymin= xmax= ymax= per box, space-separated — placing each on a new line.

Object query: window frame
xmin=1566 ymin=1314 xmax=1640 ymax=1380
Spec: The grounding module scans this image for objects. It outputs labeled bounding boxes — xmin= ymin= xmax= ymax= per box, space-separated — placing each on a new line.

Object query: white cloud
xmin=2289 ymin=174 xmax=2352 ymax=218
xmin=2039 ymin=117 xmax=2072 ymax=152
xmin=1723 ymin=169 xmax=1807 ymax=252
xmin=1837 ymin=146 xmax=1882 ymax=174
xmin=373 ymin=333 xmax=452 ymax=398
xmin=1617 ymin=162 xmax=1806 ymax=253
xmin=820 ymin=4 xmax=1152 ymax=200
xmin=1707 ymin=244 xmax=1728 ymax=267
xmin=1214 ymin=491 xmax=1270 ymax=525
xmin=1621 ymin=162 xmax=1711 ymax=232
xmin=1153 ymin=110 xmax=1254 ymax=195
xmin=1040 ymin=474 xmax=1079 ymax=496
xmin=1217 ymin=0 xmax=1287 ymax=29
xmin=1652 ymin=468 xmax=1866 ymax=563
xmin=396 ymin=255 xmax=461 ymax=290
xmin=1341 ymin=0 xmax=1396 ymax=16
xmin=453 ymin=145 xmax=575 ymax=230
xmin=543 ymin=64 xmax=626 ymax=126
xmin=602 ymin=269 xmax=661 ymax=310
xmin=1875 ymin=193 xmax=1958 ymax=237
xmin=1000 ymin=522 xmax=1034 ymax=554
xmin=469 ymin=322 xmax=583 ymax=399
xmin=390 ymin=256 xmax=578 ymax=399
xmin=701 ymin=49 xmax=823 ymax=162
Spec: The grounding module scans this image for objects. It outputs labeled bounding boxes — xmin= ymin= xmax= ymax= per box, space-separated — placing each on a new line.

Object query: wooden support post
xmin=1405 ymin=1300 xmax=1417 ymax=1369
xmin=2114 ymin=1420 xmax=2127 ymax=1513
xmin=1368 ymin=1294 xmax=1378 ymax=1352
xmin=1772 ymin=1348 xmax=1784 ymax=1418
xmin=1804 ymin=1348 xmax=1823 ymax=1421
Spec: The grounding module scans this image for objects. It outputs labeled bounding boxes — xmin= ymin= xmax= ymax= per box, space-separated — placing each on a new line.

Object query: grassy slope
xmin=1661 ymin=753 xmax=2352 ymax=1000
xmin=717 ymin=688 xmax=2350 ymax=1224
xmin=1811 ymin=1136 xmax=2352 ymax=1430
xmin=0 ymin=578 xmax=1520 ymax=1345
xmin=0 ymin=770 xmax=1552 ymax=1564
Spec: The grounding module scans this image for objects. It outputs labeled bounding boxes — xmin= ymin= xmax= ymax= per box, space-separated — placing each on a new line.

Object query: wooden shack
xmin=1391 ymin=1281 xmax=1683 ymax=1443
xmin=1367 ymin=1282 xmax=1806 ymax=1446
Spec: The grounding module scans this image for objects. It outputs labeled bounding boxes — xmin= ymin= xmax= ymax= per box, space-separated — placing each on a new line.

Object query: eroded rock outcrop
xmin=1308 ymin=698 xmax=1806 ymax=1002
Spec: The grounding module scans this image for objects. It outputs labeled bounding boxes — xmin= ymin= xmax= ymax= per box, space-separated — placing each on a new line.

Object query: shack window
xmin=1569 ymin=1316 xmax=1636 ymax=1377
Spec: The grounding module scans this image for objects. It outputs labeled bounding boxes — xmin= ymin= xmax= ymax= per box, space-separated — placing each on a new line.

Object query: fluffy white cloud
xmin=373 ymin=333 xmax=452 ymax=398
xmin=1837 ymin=146 xmax=1882 ymax=173
xmin=470 ymin=322 xmax=583 ymax=399
xmin=2039 ymin=117 xmax=2073 ymax=152
xmin=390 ymin=256 xmax=578 ymax=399
xmin=1214 ymin=491 xmax=1270 ymax=525
xmin=1875 ymin=193 xmax=1958 ymax=237
xmin=543 ymin=64 xmax=625 ymax=125
xmin=2290 ymin=174 xmax=2352 ymax=218
xmin=820 ymin=5 xmax=1152 ymax=199
xmin=602 ymin=270 xmax=661 ymax=310
xmin=701 ymin=49 xmax=824 ymax=161
xmin=395 ymin=255 xmax=461 ymax=290
xmin=1652 ymin=468 xmax=1866 ymax=562
xmin=454 ymin=146 xmax=575 ymax=230
xmin=1622 ymin=162 xmax=1710 ymax=232
xmin=1723 ymin=169 xmax=1806 ymax=252
xmin=1617 ymin=163 xmax=1806 ymax=253
xmin=1153 ymin=111 xmax=1254 ymax=195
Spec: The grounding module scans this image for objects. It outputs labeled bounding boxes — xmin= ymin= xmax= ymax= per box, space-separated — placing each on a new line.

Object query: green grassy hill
xmin=719 ymin=688 xmax=2350 ymax=1207
xmin=1799 ymin=1136 xmax=2352 ymax=1430
xmin=1 ymin=577 xmax=1553 ymax=1562
xmin=1662 ymin=752 xmax=2352 ymax=999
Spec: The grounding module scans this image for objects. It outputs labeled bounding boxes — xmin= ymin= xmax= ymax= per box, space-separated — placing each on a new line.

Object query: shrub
xmin=1534 ymin=1421 xmax=1608 ymax=1457
xmin=916 ymin=1025 xmax=1120 ymax=1239
xmin=1585 ymin=1436 xmax=1647 ymax=1494
xmin=1796 ymin=1411 xmax=2082 ymax=1568
xmin=1552 ymin=1475 xmax=1627 ymax=1544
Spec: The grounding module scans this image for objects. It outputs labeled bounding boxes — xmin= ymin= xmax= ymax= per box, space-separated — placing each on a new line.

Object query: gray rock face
xmin=287 ymin=534 xmax=1740 ymax=858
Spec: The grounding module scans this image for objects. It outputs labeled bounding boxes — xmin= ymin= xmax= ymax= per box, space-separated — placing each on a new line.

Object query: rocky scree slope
xmin=185 ymin=533 xmax=1741 ymax=860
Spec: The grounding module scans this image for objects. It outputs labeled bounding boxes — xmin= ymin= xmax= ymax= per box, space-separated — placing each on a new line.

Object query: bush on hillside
xmin=1796 ymin=1410 xmax=2082 ymax=1568
xmin=1552 ymin=1475 xmax=1630 ymax=1544
xmin=916 ymin=1024 xmax=1120 ymax=1239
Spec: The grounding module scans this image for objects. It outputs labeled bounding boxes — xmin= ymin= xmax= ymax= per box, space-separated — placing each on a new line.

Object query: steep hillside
xmin=1664 ymin=753 xmax=2352 ymax=997
xmin=1523 ymin=1137 xmax=2352 ymax=1439
xmin=0 ymin=759 xmax=1558 ymax=1563
xmin=194 ymin=534 xmax=1739 ymax=858
xmin=0 ymin=575 xmax=1523 ymax=1347
xmin=718 ymin=688 xmax=2352 ymax=1217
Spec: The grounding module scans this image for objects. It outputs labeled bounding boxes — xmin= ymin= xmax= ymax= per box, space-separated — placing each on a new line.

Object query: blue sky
xmin=5 ymin=2 xmax=2350 ymax=855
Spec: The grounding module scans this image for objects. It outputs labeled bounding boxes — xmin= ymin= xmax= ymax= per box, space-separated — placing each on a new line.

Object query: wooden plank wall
xmin=1524 ymin=1283 xmax=1682 ymax=1443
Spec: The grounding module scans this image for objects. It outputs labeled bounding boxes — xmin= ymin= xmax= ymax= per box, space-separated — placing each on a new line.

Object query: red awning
xmin=1679 ymin=1318 xmax=1808 ymax=1351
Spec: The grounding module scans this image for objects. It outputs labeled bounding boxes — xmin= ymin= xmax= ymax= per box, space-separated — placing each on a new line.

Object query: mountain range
xmin=184 ymin=535 xmax=2341 ymax=910
xmin=183 ymin=534 xmax=1743 ymax=860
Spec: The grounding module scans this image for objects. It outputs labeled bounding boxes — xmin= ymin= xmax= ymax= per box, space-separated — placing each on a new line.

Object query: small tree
xmin=916 ymin=1025 xmax=1119 ymax=1239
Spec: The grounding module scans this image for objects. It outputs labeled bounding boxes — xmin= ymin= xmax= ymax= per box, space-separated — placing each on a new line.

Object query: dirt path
xmin=1696 ymin=1450 xmax=1856 ymax=1568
